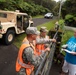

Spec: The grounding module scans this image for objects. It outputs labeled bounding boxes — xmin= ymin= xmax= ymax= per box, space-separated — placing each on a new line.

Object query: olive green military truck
xmin=0 ymin=10 xmax=33 ymax=45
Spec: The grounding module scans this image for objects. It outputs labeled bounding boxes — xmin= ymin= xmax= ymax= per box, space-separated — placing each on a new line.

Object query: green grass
xmin=37 ymin=20 xmax=57 ymax=30
xmin=61 ymin=30 xmax=73 ymax=55
xmin=13 ymin=34 xmax=26 ymax=48
xmin=62 ymin=30 xmax=73 ymax=44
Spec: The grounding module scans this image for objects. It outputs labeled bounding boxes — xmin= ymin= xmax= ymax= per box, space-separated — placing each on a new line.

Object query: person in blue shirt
xmin=60 ymin=30 xmax=76 ymax=75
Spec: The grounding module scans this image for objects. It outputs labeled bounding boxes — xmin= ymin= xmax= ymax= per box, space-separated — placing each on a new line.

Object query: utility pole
xmin=58 ymin=0 xmax=62 ymax=19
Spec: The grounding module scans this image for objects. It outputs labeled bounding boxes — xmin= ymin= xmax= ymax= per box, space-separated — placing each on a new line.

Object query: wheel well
xmin=31 ymin=23 xmax=33 ymax=24
xmin=7 ymin=27 xmax=16 ymax=34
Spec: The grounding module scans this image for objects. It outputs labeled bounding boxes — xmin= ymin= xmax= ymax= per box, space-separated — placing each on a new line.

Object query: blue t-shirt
xmin=65 ymin=36 xmax=76 ymax=64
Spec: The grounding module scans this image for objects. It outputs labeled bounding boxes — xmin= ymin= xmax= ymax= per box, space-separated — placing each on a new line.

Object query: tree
xmin=62 ymin=0 xmax=76 ymax=18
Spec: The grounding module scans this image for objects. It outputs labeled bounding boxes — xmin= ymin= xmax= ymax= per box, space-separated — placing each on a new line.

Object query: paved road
xmin=33 ymin=18 xmax=53 ymax=26
xmin=0 ymin=17 xmax=62 ymax=75
xmin=0 ymin=43 xmax=18 ymax=75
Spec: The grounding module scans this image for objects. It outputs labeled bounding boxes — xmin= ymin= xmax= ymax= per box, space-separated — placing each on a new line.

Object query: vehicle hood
xmin=1 ymin=22 xmax=15 ymax=25
xmin=45 ymin=14 xmax=50 ymax=16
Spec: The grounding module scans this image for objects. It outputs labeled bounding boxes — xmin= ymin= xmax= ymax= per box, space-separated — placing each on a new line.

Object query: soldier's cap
xmin=40 ymin=26 xmax=48 ymax=32
xmin=26 ymin=27 xmax=40 ymax=35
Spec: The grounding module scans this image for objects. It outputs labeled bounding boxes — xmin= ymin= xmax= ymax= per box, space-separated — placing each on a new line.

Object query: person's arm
xmin=36 ymin=36 xmax=56 ymax=44
xmin=22 ymin=47 xmax=45 ymax=67
xmin=70 ymin=52 xmax=76 ymax=55
xmin=36 ymin=37 xmax=49 ymax=44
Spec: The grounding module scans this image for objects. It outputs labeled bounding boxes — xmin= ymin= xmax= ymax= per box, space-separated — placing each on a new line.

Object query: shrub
xmin=65 ymin=14 xmax=75 ymax=27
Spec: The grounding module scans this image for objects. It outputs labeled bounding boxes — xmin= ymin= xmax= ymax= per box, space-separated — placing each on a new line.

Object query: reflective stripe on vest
xmin=18 ymin=41 xmax=33 ymax=68
xmin=38 ymin=49 xmax=45 ymax=53
xmin=17 ymin=58 xmax=33 ymax=68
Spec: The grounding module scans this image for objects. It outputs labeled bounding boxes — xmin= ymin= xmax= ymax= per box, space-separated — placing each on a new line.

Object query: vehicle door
xmin=23 ymin=15 xmax=29 ymax=30
xmin=17 ymin=15 xmax=23 ymax=30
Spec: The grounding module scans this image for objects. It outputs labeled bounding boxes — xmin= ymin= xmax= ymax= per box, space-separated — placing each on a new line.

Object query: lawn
xmin=13 ymin=33 xmax=26 ymax=48
xmin=37 ymin=20 xmax=57 ymax=30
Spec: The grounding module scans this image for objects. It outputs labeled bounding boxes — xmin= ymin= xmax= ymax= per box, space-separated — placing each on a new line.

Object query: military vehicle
xmin=0 ymin=10 xmax=33 ymax=45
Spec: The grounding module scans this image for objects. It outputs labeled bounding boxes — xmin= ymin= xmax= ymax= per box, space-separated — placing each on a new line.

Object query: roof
xmin=0 ymin=10 xmax=28 ymax=15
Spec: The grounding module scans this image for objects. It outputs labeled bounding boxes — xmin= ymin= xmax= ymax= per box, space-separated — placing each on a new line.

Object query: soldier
xmin=16 ymin=27 xmax=49 ymax=75
xmin=36 ymin=26 xmax=56 ymax=55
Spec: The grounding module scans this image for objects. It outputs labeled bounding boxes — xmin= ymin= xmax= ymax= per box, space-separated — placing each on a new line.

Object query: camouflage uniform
xmin=17 ymin=42 xmax=45 ymax=75
xmin=36 ymin=35 xmax=50 ymax=44
xmin=17 ymin=27 xmax=49 ymax=75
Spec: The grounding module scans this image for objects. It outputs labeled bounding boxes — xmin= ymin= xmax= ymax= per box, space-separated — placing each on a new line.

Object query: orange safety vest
xmin=16 ymin=38 xmax=37 ymax=75
xmin=36 ymin=35 xmax=49 ymax=55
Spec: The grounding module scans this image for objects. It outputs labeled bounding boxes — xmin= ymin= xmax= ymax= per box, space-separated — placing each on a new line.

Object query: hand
xmin=70 ymin=52 xmax=76 ymax=55
xmin=44 ymin=44 xmax=49 ymax=48
xmin=50 ymin=39 xmax=56 ymax=42
xmin=60 ymin=49 xmax=64 ymax=53
xmin=45 ymin=47 xmax=50 ymax=52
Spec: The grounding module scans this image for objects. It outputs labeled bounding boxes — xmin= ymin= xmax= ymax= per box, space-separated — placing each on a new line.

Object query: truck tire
xmin=4 ymin=30 xmax=15 ymax=45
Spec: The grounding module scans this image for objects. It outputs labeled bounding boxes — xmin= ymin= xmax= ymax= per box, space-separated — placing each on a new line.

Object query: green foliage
xmin=58 ymin=19 xmax=64 ymax=25
xmin=30 ymin=3 xmax=50 ymax=15
xmin=25 ymin=0 xmax=57 ymax=12
xmin=62 ymin=0 xmax=76 ymax=18
xmin=0 ymin=0 xmax=5 ymax=2
xmin=62 ymin=30 xmax=73 ymax=44
xmin=58 ymin=19 xmax=65 ymax=30
xmin=0 ymin=0 xmax=50 ymax=16
xmin=65 ymin=14 xmax=73 ymax=20
xmin=73 ymin=17 xmax=76 ymax=21
xmin=64 ymin=14 xmax=76 ymax=26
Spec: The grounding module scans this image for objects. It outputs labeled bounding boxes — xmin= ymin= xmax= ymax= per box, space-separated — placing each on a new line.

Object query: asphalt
xmin=0 ymin=43 xmax=18 ymax=75
xmin=33 ymin=18 xmax=53 ymax=26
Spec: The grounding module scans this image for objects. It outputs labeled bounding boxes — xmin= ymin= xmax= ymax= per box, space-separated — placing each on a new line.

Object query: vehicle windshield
xmin=47 ymin=13 xmax=52 ymax=15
